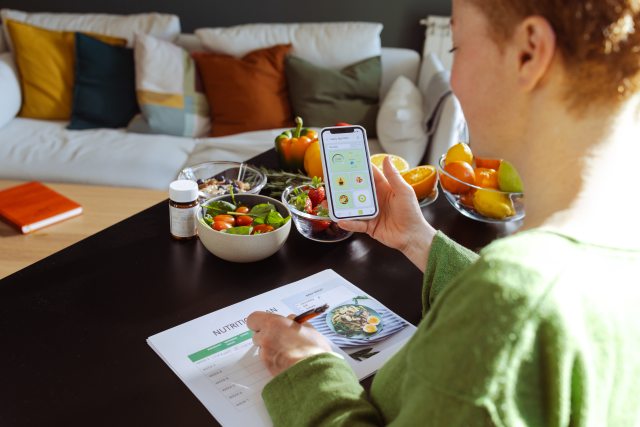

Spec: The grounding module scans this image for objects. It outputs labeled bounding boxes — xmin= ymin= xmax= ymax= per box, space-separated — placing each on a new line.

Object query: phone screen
xmin=319 ymin=126 xmax=378 ymax=221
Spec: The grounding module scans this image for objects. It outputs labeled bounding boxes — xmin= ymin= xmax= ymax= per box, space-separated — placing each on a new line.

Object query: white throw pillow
xmin=0 ymin=53 xmax=21 ymax=129
xmin=376 ymin=76 xmax=428 ymax=167
xmin=130 ymin=33 xmax=210 ymax=137
xmin=195 ymin=22 xmax=382 ymax=70
xmin=0 ymin=9 xmax=180 ymax=49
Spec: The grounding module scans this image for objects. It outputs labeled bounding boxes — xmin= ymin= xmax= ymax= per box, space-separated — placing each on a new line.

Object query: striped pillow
xmin=129 ymin=33 xmax=210 ymax=137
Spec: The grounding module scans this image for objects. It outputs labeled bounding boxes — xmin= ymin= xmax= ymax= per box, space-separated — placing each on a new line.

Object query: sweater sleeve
xmin=422 ymin=231 xmax=478 ymax=316
xmin=262 ymin=353 xmax=384 ymax=426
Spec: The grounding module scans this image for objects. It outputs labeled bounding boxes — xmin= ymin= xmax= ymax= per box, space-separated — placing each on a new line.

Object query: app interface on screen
xmin=322 ymin=129 xmax=376 ymax=218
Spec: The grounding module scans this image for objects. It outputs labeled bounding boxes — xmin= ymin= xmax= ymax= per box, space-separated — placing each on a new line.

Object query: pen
xmin=293 ymin=304 xmax=330 ymax=323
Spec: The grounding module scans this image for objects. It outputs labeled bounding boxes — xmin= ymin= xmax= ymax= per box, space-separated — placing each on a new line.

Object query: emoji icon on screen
xmin=337 ymin=177 xmax=345 ymax=186
xmin=339 ymin=195 xmax=349 ymax=205
xmin=355 ymin=176 xmax=364 ymax=184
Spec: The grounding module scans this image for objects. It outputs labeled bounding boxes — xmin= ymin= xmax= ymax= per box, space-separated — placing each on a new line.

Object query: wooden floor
xmin=0 ymin=180 xmax=166 ymax=279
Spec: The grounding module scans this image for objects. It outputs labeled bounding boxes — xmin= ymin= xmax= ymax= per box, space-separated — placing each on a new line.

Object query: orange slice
xmin=401 ymin=165 xmax=438 ymax=200
xmin=370 ymin=154 xmax=410 ymax=173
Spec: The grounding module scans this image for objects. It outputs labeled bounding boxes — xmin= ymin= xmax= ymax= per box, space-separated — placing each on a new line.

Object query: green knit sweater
xmin=262 ymin=230 xmax=640 ymax=426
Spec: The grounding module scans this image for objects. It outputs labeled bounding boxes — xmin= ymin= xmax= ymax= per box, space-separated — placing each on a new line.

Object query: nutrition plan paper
xmin=147 ymin=269 xmax=416 ymax=426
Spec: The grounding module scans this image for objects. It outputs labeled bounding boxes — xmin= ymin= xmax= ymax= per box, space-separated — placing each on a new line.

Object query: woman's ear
xmin=512 ymin=16 xmax=556 ymax=92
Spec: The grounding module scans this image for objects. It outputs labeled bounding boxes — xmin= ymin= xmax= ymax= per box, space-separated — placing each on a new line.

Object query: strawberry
xmin=311 ymin=200 xmax=331 ymax=232
xmin=291 ymin=188 xmax=313 ymax=214
xmin=307 ymin=176 xmax=326 ymax=207
xmin=311 ymin=219 xmax=331 ymax=233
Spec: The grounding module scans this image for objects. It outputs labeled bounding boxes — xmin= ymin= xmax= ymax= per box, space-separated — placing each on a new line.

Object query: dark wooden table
xmin=0 ymin=149 xmax=519 ymax=426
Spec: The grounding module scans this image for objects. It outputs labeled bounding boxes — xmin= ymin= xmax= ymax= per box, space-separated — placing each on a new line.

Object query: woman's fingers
xmin=246 ymin=311 xmax=268 ymax=332
xmin=337 ymin=219 xmax=368 ymax=232
xmin=382 ymin=156 xmax=413 ymax=193
xmin=371 ymin=162 xmax=388 ymax=188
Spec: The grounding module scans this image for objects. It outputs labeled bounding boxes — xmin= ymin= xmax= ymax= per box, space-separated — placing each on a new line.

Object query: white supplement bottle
xmin=169 ymin=180 xmax=199 ymax=240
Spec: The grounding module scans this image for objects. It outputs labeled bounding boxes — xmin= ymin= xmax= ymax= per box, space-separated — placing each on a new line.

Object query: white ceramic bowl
xmin=196 ymin=194 xmax=291 ymax=263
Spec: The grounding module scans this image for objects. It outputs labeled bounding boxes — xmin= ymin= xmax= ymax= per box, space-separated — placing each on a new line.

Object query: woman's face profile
xmin=449 ymin=0 xmax=521 ymax=158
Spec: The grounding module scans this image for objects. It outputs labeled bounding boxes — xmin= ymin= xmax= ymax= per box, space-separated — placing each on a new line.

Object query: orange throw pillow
xmin=192 ymin=44 xmax=294 ymax=137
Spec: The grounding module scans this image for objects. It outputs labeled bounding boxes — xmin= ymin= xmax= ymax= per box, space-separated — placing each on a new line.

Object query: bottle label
xmin=169 ymin=205 xmax=198 ymax=238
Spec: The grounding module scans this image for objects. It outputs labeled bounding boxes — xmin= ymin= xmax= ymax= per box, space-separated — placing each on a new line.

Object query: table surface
xmin=0 ymin=150 xmax=520 ymax=427
xmin=0 ymin=180 xmax=167 ymax=279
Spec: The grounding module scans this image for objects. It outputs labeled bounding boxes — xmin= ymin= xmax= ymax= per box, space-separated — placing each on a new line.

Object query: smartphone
xmin=319 ymin=125 xmax=379 ymax=221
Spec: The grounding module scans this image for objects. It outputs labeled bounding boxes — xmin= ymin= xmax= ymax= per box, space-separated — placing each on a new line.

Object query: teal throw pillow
xmin=68 ymin=33 xmax=138 ymax=130
xmin=285 ymin=55 xmax=381 ymax=136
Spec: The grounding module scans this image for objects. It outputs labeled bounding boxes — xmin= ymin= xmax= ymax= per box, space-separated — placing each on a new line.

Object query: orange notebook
xmin=0 ymin=182 xmax=83 ymax=234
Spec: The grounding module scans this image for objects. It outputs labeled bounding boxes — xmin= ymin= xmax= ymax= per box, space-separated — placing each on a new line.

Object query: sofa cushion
xmin=195 ymin=22 xmax=382 ymax=70
xmin=0 ymin=118 xmax=196 ymax=189
xmin=285 ymin=55 xmax=381 ymax=136
xmin=0 ymin=53 xmax=20 ymax=129
xmin=376 ymin=76 xmax=427 ymax=167
xmin=129 ymin=33 xmax=210 ymax=137
xmin=193 ymin=44 xmax=294 ymax=137
xmin=68 ymin=33 xmax=138 ymax=130
xmin=1 ymin=9 xmax=180 ymax=49
xmin=6 ymin=20 xmax=126 ymax=120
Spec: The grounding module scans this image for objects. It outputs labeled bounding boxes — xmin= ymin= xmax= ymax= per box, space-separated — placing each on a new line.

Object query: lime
xmin=497 ymin=161 xmax=524 ymax=193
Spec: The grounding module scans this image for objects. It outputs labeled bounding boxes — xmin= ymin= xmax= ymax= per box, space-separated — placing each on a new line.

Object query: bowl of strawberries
xmin=282 ymin=177 xmax=353 ymax=243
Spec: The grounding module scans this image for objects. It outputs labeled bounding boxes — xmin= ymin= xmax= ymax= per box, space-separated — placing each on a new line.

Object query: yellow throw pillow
xmin=6 ymin=20 xmax=126 ymax=120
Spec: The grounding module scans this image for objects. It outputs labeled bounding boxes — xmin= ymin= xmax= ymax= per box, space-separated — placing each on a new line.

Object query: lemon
xmin=473 ymin=189 xmax=516 ymax=219
xmin=303 ymin=140 xmax=324 ymax=180
xmin=401 ymin=165 xmax=437 ymax=200
xmin=445 ymin=142 xmax=473 ymax=165
xmin=370 ymin=154 xmax=410 ymax=173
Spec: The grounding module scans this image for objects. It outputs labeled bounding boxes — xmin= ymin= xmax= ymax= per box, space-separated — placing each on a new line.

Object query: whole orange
xmin=459 ymin=189 xmax=476 ymax=208
xmin=303 ymin=140 xmax=324 ymax=180
xmin=475 ymin=156 xmax=502 ymax=170
xmin=474 ymin=167 xmax=499 ymax=189
xmin=440 ymin=161 xmax=476 ymax=194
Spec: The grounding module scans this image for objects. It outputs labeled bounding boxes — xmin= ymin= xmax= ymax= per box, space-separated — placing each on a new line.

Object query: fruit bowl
xmin=282 ymin=185 xmax=353 ymax=243
xmin=178 ymin=161 xmax=267 ymax=203
xmin=437 ymin=155 xmax=525 ymax=223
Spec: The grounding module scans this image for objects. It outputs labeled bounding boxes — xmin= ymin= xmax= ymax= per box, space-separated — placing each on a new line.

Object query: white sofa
xmin=0 ymin=21 xmax=421 ymax=190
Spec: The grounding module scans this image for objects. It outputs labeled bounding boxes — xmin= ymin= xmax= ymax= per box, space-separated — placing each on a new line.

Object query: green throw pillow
xmin=68 ymin=33 xmax=138 ymax=130
xmin=285 ymin=55 xmax=381 ymax=136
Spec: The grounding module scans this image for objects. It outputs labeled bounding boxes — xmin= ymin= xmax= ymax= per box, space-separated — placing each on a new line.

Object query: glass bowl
xmin=281 ymin=185 xmax=353 ymax=243
xmin=437 ymin=155 xmax=525 ymax=223
xmin=178 ymin=161 xmax=267 ymax=203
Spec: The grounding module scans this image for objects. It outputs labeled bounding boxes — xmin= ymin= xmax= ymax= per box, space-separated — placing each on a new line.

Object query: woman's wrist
xmin=402 ymin=220 xmax=437 ymax=272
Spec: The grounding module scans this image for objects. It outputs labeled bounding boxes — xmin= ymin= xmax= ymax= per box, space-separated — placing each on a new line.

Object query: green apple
xmin=498 ymin=161 xmax=524 ymax=193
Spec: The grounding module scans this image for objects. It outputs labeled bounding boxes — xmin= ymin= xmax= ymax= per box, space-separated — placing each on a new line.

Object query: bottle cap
xmin=169 ymin=180 xmax=198 ymax=203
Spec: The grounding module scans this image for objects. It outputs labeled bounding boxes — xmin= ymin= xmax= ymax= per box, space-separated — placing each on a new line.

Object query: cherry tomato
xmin=212 ymin=221 xmax=232 ymax=231
xmin=252 ymin=224 xmax=274 ymax=234
xmin=213 ymin=214 xmax=235 ymax=225
xmin=236 ymin=215 xmax=253 ymax=226
xmin=235 ymin=206 xmax=250 ymax=214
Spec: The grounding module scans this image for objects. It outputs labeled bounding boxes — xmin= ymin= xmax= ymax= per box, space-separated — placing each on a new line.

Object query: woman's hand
xmin=247 ymin=311 xmax=333 ymax=376
xmin=338 ymin=156 xmax=436 ymax=272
